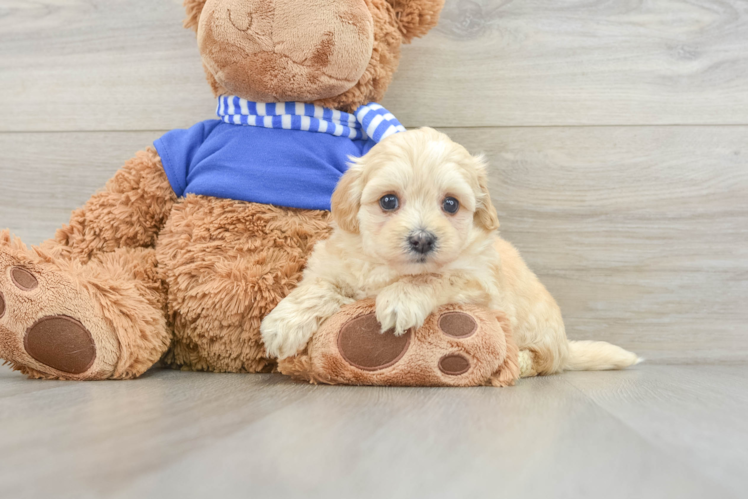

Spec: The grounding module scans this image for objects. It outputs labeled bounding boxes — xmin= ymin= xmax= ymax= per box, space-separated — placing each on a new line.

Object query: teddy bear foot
xmin=0 ymin=235 xmax=120 ymax=380
xmin=278 ymin=299 xmax=521 ymax=387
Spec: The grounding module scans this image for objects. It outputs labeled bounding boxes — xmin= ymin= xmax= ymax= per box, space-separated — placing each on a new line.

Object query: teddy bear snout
xmin=197 ymin=0 xmax=374 ymax=103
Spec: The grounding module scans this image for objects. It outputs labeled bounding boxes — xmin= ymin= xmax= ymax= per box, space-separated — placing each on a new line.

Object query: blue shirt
xmin=153 ymin=100 xmax=404 ymax=211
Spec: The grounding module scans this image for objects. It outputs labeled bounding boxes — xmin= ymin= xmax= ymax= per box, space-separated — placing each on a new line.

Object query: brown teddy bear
xmin=0 ymin=0 xmax=519 ymax=386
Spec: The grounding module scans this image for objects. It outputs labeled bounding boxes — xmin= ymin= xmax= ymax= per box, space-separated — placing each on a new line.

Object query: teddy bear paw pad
xmin=438 ymin=311 xmax=477 ymax=338
xmin=11 ymin=266 xmax=38 ymax=291
xmin=338 ymin=313 xmax=411 ymax=371
xmin=438 ymin=353 xmax=471 ymax=375
xmin=0 ymin=256 xmax=118 ymax=379
xmin=24 ymin=316 xmax=96 ymax=375
xmin=1 ymin=265 xmax=96 ymax=376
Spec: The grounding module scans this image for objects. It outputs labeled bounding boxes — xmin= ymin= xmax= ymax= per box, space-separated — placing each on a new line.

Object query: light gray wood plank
xmin=0 ymin=0 xmax=216 ymax=132
xmin=0 ymin=370 xmax=71 ymax=399
xmin=0 ymin=131 xmax=162 ymax=244
xmin=3 ymin=0 xmax=748 ymax=131
xmin=565 ymin=365 xmax=748 ymax=496
xmin=1 ymin=126 xmax=746 ymax=363
xmin=386 ymin=0 xmax=748 ymax=127
xmin=0 ymin=366 xmax=317 ymax=498
xmin=705 ymin=363 xmax=748 ymax=380
xmin=101 ymin=366 xmax=734 ymax=498
xmin=0 ymin=364 xmax=734 ymax=498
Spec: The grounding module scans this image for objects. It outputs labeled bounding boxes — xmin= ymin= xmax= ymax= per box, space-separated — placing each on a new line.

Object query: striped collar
xmin=216 ymin=96 xmax=405 ymax=143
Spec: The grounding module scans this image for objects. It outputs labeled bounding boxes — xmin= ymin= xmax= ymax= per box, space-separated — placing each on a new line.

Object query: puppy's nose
xmin=408 ymin=231 xmax=437 ymax=255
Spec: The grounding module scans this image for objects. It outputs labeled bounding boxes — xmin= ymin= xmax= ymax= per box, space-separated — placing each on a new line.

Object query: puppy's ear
xmin=473 ymin=155 xmax=500 ymax=232
xmin=331 ymin=164 xmax=364 ymax=234
xmin=386 ymin=0 xmax=445 ymax=42
xmin=183 ymin=0 xmax=208 ymax=32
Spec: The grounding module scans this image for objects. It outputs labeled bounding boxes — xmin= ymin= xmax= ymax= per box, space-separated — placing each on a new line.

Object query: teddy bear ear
xmin=386 ymin=0 xmax=446 ymax=42
xmin=183 ymin=0 xmax=208 ymax=32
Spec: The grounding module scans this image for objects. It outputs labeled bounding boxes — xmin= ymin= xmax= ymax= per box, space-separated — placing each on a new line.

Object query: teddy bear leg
xmin=0 ymin=146 xmax=176 ymax=380
xmin=0 ymin=237 xmax=170 ymax=380
xmin=156 ymin=197 xmax=332 ymax=373
xmin=285 ymin=300 xmax=522 ymax=387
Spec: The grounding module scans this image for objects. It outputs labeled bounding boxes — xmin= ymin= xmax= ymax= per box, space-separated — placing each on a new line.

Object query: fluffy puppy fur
xmin=261 ymin=128 xmax=640 ymax=375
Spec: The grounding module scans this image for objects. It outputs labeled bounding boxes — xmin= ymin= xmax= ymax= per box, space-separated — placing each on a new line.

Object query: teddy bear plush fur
xmin=0 ymin=0 xmax=445 ymax=380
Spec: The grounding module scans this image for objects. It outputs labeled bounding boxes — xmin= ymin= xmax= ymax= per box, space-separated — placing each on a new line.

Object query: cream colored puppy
xmin=261 ymin=128 xmax=639 ymax=376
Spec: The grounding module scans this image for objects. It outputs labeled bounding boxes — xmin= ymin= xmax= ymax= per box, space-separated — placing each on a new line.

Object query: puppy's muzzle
xmin=407 ymin=230 xmax=437 ymax=255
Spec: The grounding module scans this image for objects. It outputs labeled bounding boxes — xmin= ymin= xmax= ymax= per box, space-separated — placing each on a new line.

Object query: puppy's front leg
xmin=376 ymin=275 xmax=493 ymax=336
xmin=376 ymin=281 xmax=437 ymax=336
xmin=261 ymin=280 xmax=354 ymax=359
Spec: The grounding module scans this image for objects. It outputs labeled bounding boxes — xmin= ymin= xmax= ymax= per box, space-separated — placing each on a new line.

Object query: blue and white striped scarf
xmin=216 ymin=96 xmax=406 ymax=143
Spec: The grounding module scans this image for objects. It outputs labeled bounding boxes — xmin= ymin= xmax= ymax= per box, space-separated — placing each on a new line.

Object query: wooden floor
xmin=0 ymin=363 xmax=746 ymax=498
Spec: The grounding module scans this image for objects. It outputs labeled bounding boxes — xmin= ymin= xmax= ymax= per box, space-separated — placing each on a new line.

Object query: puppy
xmin=261 ymin=127 xmax=640 ymax=376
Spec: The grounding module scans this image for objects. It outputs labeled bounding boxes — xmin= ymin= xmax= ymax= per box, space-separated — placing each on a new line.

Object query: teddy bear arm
xmin=47 ymin=147 xmax=177 ymax=264
xmin=374 ymin=274 xmax=493 ymax=335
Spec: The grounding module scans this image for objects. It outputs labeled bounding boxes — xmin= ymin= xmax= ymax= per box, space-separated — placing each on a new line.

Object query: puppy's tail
xmin=564 ymin=340 xmax=642 ymax=372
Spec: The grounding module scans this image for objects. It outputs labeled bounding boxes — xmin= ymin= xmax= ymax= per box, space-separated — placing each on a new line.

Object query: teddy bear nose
xmin=408 ymin=231 xmax=437 ymax=255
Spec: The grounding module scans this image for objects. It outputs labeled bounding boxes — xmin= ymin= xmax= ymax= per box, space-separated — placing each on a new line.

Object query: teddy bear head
xmin=183 ymin=0 xmax=444 ymax=112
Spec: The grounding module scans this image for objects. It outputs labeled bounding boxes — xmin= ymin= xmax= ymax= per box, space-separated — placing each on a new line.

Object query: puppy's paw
xmin=375 ymin=285 xmax=433 ymax=336
xmin=260 ymin=310 xmax=315 ymax=360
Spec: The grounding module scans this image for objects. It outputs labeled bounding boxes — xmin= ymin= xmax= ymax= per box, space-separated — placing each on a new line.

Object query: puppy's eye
xmin=379 ymin=194 xmax=399 ymax=212
xmin=442 ymin=197 xmax=459 ymax=214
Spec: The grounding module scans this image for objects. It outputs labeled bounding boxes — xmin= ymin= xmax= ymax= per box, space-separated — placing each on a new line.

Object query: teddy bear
xmin=0 ymin=0 xmax=520 ymax=386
